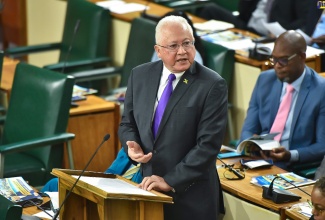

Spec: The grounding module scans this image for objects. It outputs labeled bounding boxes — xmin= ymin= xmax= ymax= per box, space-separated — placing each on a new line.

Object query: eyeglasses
xmin=269 ymin=53 xmax=297 ymax=66
xmin=310 ymin=203 xmax=325 ymax=215
xmin=157 ymin=41 xmax=195 ymax=52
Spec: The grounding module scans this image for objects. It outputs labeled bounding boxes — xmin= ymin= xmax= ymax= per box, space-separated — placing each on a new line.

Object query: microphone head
xmin=103 ymin=134 xmax=110 ymax=141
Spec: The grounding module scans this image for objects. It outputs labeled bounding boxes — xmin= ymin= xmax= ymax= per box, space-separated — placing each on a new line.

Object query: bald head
xmin=275 ymin=30 xmax=307 ymax=54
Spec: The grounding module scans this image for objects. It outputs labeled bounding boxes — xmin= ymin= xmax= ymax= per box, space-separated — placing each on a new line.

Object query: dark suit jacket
xmin=239 ymin=67 xmax=325 ymax=168
xmin=238 ymin=0 xmax=311 ymax=32
xmin=119 ymin=61 xmax=228 ymax=220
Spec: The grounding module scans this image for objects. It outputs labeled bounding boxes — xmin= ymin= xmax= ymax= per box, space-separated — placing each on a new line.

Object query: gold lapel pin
xmin=183 ymin=79 xmax=188 ymax=84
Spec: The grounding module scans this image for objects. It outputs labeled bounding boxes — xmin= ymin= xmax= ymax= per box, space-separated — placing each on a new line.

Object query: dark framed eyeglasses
xmin=269 ymin=53 xmax=297 ymax=66
xmin=157 ymin=41 xmax=195 ymax=52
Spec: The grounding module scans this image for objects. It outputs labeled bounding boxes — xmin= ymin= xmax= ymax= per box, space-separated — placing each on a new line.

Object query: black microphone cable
xmin=217 ymin=157 xmax=245 ymax=180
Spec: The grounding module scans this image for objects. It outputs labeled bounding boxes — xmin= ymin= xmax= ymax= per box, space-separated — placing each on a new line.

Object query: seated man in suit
xmin=239 ymin=30 xmax=325 ymax=170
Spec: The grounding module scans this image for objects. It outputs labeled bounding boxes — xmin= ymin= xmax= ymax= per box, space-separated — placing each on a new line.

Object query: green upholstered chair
xmin=70 ymin=17 xmax=157 ymax=94
xmin=0 ymin=62 xmax=75 ymax=188
xmin=0 ymin=51 xmax=7 ymax=116
xmin=211 ymin=0 xmax=239 ymax=12
xmin=5 ymin=0 xmax=112 ymax=77
xmin=201 ymin=39 xmax=236 ymax=143
xmin=290 ymin=161 xmax=321 ymax=179
xmin=0 ymin=195 xmax=22 ymax=220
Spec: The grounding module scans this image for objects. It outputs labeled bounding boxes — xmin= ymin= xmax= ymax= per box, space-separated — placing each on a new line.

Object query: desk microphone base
xmin=262 ymin=186 xmax=301 ymax=203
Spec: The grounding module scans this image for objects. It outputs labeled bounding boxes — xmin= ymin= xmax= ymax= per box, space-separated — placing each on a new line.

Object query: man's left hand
xmin=138 ymin=175 xmax=173 ymax=192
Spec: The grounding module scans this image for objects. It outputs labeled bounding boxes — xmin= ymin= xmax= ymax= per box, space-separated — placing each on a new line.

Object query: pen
xmin=307 ymin=199 xmax=313 ymax=209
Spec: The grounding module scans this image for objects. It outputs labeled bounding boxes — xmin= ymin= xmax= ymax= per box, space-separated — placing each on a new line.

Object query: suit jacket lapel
xmin=269 ymin=79 xmax=283 ymax=128
xmin=291 ymin=68 xmax=311 ymax=133
xmin=154 ymin=63 xmax=197 ymax=140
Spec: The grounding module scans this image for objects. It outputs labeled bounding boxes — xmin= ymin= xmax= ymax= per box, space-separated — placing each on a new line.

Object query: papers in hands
xmin=263 ymin=22 xmax=313 ymax=45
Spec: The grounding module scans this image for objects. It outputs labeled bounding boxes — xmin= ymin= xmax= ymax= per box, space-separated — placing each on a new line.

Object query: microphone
xmin=61 ymin=19 xmax=81 ymax=74
xmin=262 ymin=175 xmax=308 ymax=203
xmin=61 ymin=19 xmax=81 ymax=107
xmin=217 ymin=157 xmax=245 ymax=179
xmin=52 ymin=134 xmax=110 ymax=219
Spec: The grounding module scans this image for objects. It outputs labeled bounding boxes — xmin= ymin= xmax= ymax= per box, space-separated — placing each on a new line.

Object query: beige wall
xmin=26 ymin=0 xmax=66 ymax=67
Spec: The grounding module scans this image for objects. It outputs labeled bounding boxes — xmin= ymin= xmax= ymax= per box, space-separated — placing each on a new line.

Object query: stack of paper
xmin=96 ymin=1 xmax=148 ymax=14
xmin=194 ymin=20 xmax=234 ymax=34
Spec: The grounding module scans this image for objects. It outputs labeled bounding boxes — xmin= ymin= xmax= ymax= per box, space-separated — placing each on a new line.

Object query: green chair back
xmin=211 ymin=0 xmax=239 ymax=12
xmin=201 ymin=40 xmax=235 ymax=88
xmin=1 ymin=62 xmax=75 ymax=187
xmin=59 ymin=0 xmax=111 ymax=66
xmin=119 ymin=17 xmax=157 ymax=88
xmin=0 ymin=195 xmax=22 ymax=220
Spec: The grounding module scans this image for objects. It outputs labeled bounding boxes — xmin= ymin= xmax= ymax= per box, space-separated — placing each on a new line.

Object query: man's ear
xmin=154 ymin=45 xmax=162 ymax=59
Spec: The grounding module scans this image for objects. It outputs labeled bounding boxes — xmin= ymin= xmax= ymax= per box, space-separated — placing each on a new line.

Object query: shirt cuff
xmin=290 ymin=150 xmax=299 ymax=162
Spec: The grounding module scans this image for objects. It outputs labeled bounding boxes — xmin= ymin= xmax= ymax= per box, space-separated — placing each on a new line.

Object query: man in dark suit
xmin=239 ymin=30 xmax=325 ymax=170
xmin=197 ymin=0 xmax=311 ymax=36
xmin=118 ymin=15 xmax=228 ymax=220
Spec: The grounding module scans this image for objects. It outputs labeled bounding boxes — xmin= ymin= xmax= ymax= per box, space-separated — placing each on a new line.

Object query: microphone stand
xmin=52 ymin=134 xmax=110 ymax=220
xmin=61 ymin=19 xmax=80 ymax=74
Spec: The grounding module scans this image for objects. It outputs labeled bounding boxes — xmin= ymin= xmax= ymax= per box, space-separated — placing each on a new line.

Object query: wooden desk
xmin=64 ymin=95 xmax=120 ymax=172
xmin=217 ymin=157 xmax=313 ymax=220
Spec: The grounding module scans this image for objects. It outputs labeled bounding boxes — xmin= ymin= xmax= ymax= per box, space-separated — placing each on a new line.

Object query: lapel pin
xmin=183 ymin=79 xmax=188 ymax=84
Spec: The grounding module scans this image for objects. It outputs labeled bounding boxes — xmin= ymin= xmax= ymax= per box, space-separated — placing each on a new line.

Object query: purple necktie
xmin=152 ymin=73 xmax=176 ymax=138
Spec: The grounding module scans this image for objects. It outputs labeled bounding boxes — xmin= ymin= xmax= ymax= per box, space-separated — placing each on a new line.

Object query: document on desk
xmin=194 ymin=20 xmax=234 ymax=35
xmin=200 ymin=30 xmax=255 ymax=51
xmin=72 ymin=176 xmax=156 ymax=196
xmin=96 ymin=1 xmax=148 ymax=14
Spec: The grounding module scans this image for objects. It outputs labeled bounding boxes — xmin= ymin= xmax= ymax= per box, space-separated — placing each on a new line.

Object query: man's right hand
xmin=126 ymin=141 xmax=152 ymax=163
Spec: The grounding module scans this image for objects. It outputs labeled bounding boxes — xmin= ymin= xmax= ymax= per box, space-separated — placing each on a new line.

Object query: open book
xmin=0 ymin=176 xmax=43 ymax=206
xmin=218 ymin=133 xmax=279 ymax=159
xmin=237 ymin=133 xmax=280 ymax=156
